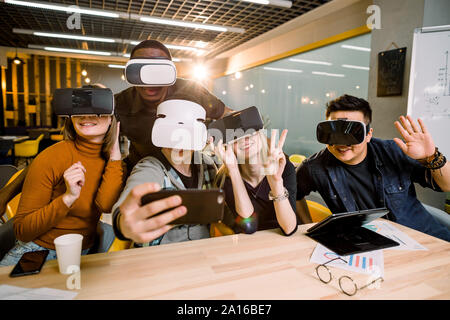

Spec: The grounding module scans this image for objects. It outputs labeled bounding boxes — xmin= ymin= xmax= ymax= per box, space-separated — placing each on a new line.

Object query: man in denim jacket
xmin=296 ymin=95 xmax=450 ymax=241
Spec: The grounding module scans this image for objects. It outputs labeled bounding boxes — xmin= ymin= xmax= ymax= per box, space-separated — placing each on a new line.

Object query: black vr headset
xmin=208 ymin=106 xmax=264 ymax=144
xmin=53 ymin=88 xmax=114 ymax=116
xmin=316 ymin=119 xmax=371 ymax=146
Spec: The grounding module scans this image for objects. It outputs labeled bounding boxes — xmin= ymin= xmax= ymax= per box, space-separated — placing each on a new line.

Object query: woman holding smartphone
xmin=214 ymin=129 xmax=298 ymax=236
xmin=0 ymin=86 xmax=124 ymax=266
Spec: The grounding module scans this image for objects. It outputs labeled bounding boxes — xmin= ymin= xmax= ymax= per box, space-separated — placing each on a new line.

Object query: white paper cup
xmin=54 ymin=234 xmax=83 ymax=275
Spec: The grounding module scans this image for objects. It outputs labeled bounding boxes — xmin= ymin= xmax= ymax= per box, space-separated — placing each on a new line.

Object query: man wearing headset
xmin=296 ymin=94 xmax=450 ymax=241
xmin=115 ymin=39 xmax=233 ymax=171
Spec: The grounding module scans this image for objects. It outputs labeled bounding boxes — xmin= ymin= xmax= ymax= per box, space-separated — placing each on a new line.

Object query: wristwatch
xmin=268 ymin=187 xmax=289 ymax=202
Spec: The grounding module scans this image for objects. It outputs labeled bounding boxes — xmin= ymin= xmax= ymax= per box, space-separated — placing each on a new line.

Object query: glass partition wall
xmin=213 ymin=33 xmax=371 ymax=157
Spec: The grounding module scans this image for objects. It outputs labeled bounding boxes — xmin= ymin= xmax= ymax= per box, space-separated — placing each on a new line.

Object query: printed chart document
xmin=310 ymin=220 xmax=428 ymax=276
xmin=310 ymin=244 xmax=385 ymax=276
xmin=363 ymin=220 xmax=428 ymax=251
xmin=0 ymin=285 xmax=78 ymax=300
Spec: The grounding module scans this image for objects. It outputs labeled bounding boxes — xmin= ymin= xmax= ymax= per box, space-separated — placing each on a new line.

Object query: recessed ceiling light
xmin=289 ymin=58 xmax=332 ymax=66
xmin=342 ymin=64 xmax=370 ymax=71
xmin=341 ymin=45 xmax=371 ymax=52
xmin=263 ymin=67 xmax=303 ymax=73
xmin=5 ymin=0 xmax=120 ymax=18
xmin=312 ymin=71 xmax=345 ymax=78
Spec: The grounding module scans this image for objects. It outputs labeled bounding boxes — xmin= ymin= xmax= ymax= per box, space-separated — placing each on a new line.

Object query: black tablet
xmin=305 ymin=208 xmax=399 ymax=256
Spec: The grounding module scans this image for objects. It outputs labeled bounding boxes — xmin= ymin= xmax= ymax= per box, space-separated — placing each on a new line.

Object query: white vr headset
xmin=152 ymin=99 xmax=207 ymax=151
xmin=125 ymin=58 xmax=177 ymax=86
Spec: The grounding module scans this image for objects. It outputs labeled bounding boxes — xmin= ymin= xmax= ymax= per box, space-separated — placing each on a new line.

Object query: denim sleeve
xmin=296 ymin=161 xmax=315 ymax=200
xmin=396 ymin=143 xmax=442 ymax=191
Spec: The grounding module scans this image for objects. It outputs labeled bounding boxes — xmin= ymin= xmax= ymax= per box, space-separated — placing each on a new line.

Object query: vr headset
xmin=316 ymin=119 xmax=371 ymax=146
xmin=208 ymin=106 xmax=264 ymax=144
xmin=152 ymin=99 xmax=207 ymax=151
xmin=125 ymin=58 xmax=177 ymax=86
xmin=53 ymin=88 xmax=114 ymax=116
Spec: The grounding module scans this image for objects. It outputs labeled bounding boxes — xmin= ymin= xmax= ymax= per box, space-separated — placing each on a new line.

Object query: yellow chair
xmin=210 ymin=222 xmax=235 ymax=237
xmin=3 ymin=169 xmax=24 ymax=221
xmin=108 ymin=237 xmax=132 ymax=252
xmin=306 ymin=200 xmax=332 ymax=223
xmin=50 ymin=134 xmax=63 ymax=142
xmin=14 ymin=134 xmax=44 ymax=165
xmin=289 ymin=154 xmax=306 ymax=169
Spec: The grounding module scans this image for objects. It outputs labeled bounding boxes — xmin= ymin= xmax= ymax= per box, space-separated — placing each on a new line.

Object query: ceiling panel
xmin=0 ymin=0 xmax=331 ymax=59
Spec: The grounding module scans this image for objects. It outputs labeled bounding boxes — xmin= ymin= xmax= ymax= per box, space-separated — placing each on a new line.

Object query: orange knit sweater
xmin=13 ymin=138 xmax=125 ymax=250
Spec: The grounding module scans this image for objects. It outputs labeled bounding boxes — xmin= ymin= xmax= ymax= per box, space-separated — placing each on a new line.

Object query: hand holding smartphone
xmin=141 ymin=189 xmax=225 ymax=225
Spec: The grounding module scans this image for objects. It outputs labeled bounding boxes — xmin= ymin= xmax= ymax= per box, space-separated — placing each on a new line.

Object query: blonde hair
xmin=213 ymin=130 xmax=269 ymax=188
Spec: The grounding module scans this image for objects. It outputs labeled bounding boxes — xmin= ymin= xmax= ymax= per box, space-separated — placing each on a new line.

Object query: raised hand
xmin=215 ymin=139 xmax=239 ymax=171
xmin=261 ymin=129 xmax=288 ymax=185
xmin=393 ymin=115 xmax=435 ymax=160
xmin=62 ymin=161 xmax=86 ymax=207
xmin=109 ymin=121 xmax=122 ymax=161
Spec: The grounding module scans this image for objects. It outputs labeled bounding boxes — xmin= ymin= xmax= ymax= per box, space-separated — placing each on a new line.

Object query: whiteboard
xmin=407 ymin=25 xmax=450 ymax=158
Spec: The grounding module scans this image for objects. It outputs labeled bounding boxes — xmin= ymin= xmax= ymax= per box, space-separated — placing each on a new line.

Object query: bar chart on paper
xmin=310 ymin=244 xmax=384 ymax=276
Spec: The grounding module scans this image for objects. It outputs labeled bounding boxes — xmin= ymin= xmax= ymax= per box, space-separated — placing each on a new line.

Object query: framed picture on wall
xmin=377 ymin=47 xmax=407 ymax=97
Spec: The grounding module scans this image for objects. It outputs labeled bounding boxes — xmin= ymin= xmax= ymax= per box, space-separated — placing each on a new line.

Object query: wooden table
xmin=0 ymin=220 xmax=449 ymax=300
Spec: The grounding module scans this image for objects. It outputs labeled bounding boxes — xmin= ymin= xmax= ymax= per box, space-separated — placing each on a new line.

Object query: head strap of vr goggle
xmin=336 ymin=118 xmax=371 ymax=132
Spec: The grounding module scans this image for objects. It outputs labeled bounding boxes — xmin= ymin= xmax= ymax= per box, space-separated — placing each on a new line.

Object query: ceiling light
xmin=108 ymin=64 xmax=125 ymax=69
xmin=261 ymin=89 xmax=266 ymax=93
xmin=5 ymin=0 xmax=119 ymax=18
xmin=12 ymin=49 xmax=25 ymax=65
xmin=312 ymin=71 xmax=345 ymax=78
xmin=195 ymin=41 xmax=208 ymax=49
xmin=34 ymin=32 xmax=115 ymax=43
xmin=84 ymin=77 xmax=91 ymax=84
xmin=6 ymin=1 xmax=244 ymax=33
xmin=28 ymin=45 xmax=112 ymax=56
xmin=140 ymin=17 xmax=228 ymax=33
xmin=235 ymin=72 xmax=242 ymax=79
xmin=241 ymin=0 xmax=292 ymax=8
xmin=289 ymin=58 xmax=332 ymax=66
xmin=81 ymin=69 xmax=87 ymax=76
xmin=193 ymin=65 xmax=208 ymax=80
xmin=287 ymin=85 xmax=292 ymax=90
xmin=16 ymin=29 xmax=204 ymax=53
xmin=342 ymin=64 xmax=370 ymax=71
xmin=341 ymin=45 xmax=371 ymax=52
xmin=222 ymin=90 xmax=227 ymax=95
xmin=263 ymin=67 xmax=303 ymax=73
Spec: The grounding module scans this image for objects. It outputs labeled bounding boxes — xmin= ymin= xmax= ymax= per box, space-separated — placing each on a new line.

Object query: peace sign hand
xmin=214 ymin=138 xmax=239 ymax=171
xmin=263 ymin=129 xmax=288 ymax=181
xmin=393 ymin=116 xmax=435 ymax=160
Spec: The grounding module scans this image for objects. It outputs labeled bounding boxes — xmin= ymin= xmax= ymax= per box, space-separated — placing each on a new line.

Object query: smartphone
xmin=9 ymin=250 xmax=49 ymax=277
xmin=141 ymin=189 xmax=225 ymax=225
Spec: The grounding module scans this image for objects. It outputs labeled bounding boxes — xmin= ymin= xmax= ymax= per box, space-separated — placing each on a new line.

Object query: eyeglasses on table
xmin=315 ymin=257 xmax=384 ymax=296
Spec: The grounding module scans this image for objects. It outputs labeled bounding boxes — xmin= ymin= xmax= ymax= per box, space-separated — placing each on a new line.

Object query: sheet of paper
xmin=0 ymin=285 xmax=78 ymax=300
xmin=363 ymin=220 xmax=428 ymax=251
xmin=310 ymin=244 xmax=384 ymax=276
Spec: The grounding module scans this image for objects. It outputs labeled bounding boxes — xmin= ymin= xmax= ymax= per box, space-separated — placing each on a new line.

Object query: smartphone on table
xmin=141 ymin=189 xmax=225 ymax=225
xmin=9 ymin=250 xmax=49 ymax=277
